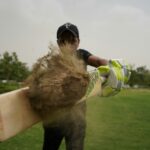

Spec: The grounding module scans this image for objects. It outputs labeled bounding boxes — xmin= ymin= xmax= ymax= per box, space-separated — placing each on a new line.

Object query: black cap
xmin=57 ymin=23 xmax=79 ymax=39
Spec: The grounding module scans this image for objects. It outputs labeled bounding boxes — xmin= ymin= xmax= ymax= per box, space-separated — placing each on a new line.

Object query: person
xmin=42 ymin=22 xmax=108 ymax=150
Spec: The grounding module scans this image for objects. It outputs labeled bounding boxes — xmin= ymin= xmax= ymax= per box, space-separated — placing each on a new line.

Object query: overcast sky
xmin=0 ymin=0 xmax=150 ymax=69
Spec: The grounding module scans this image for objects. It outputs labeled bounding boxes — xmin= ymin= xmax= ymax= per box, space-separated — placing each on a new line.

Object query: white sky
xmin=0 ymin=0 xmax=150 ymax=69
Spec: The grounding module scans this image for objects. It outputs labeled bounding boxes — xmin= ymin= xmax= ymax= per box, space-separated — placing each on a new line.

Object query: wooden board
xmin=0 ymin=70 xmax=102 ymax=141
xmin=0 ymin=87 xmax=40 ymax=141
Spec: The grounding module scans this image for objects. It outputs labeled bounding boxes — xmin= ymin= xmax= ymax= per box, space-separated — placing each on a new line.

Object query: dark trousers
xmin=42 ymin=102 xmax=86 ymax=150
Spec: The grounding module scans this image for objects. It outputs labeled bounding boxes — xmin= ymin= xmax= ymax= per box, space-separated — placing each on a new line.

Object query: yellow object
xmin=97 ymin=59 xmax=131 ymax=97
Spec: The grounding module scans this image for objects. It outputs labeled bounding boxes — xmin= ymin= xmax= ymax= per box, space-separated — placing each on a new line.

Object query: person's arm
xmin=87 ymin=55 xmax=108 ymax=67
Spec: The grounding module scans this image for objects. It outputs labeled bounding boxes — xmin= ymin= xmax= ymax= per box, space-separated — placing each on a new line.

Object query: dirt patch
xmin=24 ymin=44 xmax=89 ymax=121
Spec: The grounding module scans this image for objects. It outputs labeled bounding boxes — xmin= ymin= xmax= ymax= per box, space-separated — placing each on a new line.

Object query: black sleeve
xmin=77 ymin=49 xmax=92 ymax=63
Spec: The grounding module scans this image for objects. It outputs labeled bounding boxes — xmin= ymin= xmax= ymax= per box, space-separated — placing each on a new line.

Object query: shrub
xmin=0 ymin=82 xmax=20 ymax=94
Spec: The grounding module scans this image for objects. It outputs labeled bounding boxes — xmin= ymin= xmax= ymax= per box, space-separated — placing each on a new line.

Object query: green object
xmin=97 ymin=59 xmax=131 ymax=97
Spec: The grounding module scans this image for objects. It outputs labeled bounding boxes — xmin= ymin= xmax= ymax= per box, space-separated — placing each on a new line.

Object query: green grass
xmin=0 ymin=82 xmax=20 ymax=94
xmin=85 ymin=89 xmax=150 ymax=150
xmin=0 ymin=89 xmax=150 ymax=150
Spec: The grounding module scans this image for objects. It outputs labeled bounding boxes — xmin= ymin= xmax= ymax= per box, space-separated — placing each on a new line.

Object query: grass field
xmin=0 ymin=89 xmax=150 ymax=150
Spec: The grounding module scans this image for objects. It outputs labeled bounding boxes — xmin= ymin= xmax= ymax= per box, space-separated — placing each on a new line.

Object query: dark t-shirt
xmin=77 ymin=49 xmax=92 ymax=65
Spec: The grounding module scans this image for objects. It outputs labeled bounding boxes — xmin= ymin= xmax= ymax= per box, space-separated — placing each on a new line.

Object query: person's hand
xmin=97 ymin=59 xmax=131 ymax=96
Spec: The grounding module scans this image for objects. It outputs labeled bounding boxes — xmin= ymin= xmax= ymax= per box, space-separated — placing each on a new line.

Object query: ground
xmin=0 ymin=89 xmax=150 ymax=150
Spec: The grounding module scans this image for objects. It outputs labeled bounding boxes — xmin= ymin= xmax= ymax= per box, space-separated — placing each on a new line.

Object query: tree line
xmin=129 ymin=66 xmax=150 ymax=88
xmin=0 ymin=51 xmax=30 ymax=82
xmin=0 ymin=51 xmax=150 ymax=88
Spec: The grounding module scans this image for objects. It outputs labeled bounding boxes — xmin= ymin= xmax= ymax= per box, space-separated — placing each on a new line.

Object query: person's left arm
xmin=87 ymin=55 xmax=108 ymax=67
xmin=77 ymin=49 xmax=108 ymax=67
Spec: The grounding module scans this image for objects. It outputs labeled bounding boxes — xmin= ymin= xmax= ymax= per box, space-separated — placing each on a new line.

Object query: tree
xmin=0 ymin=51 xmax=30 ymax=82
xmin=128 ymin=66 xmax=150 ymax=87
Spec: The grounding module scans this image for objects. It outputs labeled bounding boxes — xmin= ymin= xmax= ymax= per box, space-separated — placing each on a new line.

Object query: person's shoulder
xmin=77 ymin=48 xmax=92 ymax=55
xmin=77 ymin=48 xmax=92 ymax=62
xmin=77 ymin=48 xmax=90 ymax=53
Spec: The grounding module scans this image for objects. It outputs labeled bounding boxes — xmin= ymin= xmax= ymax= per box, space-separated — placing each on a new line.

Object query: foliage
xmin=0 ymin=82 xmax=20 ymax=94
xmin=0 ymin=51 xmax=30 ymax=82
xmin=128 ymin=66 xmax=150 ymax=87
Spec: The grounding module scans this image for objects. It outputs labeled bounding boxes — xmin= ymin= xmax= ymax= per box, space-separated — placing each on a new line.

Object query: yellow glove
xmin=98 ymin=59 xmax=131 ymax=97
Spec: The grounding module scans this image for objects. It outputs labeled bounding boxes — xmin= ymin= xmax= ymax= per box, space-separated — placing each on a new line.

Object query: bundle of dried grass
xmin=24 ymin=44 xmax=89 ymax=120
